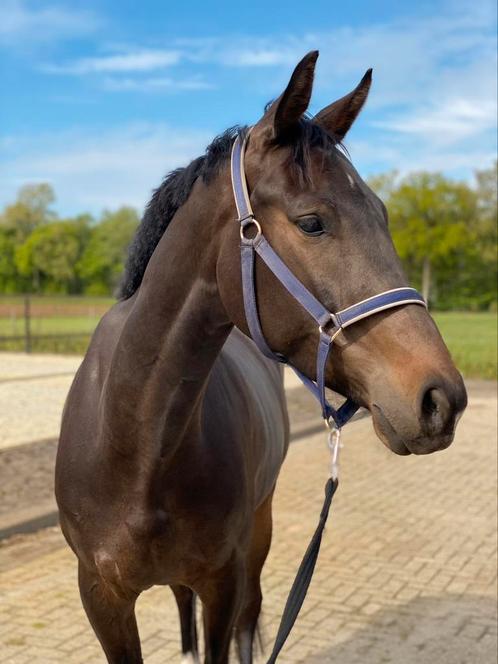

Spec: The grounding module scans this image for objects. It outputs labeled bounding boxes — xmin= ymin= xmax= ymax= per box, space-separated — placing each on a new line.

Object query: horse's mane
xmin=118 ymin=117 xmax=339 ymax=300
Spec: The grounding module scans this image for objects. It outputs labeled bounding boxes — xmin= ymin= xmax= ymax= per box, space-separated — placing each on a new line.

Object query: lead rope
xmin=266 ymin=426 xmax=342 ymax=664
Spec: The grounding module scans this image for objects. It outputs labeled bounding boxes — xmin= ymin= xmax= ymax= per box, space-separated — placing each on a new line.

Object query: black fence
xmin=0 ymin=295 xmax=113 ymax=354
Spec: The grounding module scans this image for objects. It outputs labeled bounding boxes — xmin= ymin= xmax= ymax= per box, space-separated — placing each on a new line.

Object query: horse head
xmin=217 ymin=51 xmax=467 ymax=455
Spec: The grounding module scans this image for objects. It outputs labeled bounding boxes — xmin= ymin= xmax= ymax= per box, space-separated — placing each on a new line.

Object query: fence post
xmin=24 ymin=295 xmax=32 ymax=353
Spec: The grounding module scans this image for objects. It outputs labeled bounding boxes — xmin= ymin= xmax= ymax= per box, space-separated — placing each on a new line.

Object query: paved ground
xmin=0 ymin=354 xmax=496 ymax=663
xmin=0 ymin=354 xmax=81 ymax=450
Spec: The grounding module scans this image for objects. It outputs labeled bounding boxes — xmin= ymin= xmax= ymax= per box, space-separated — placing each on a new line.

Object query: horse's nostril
xmin=422 ymin=388 xmax=440 ymax=416
xmin=420 ymin=386 xmax=451 ymax=434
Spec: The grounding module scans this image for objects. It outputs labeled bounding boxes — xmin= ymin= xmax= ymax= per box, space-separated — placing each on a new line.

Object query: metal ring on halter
xmin=318 ymin=312 xmax=341 ymax=337
xmin=318 ymin=322 xmax=342 ymax=343
xmin=240 ymin=218 xmax=262 ymax=241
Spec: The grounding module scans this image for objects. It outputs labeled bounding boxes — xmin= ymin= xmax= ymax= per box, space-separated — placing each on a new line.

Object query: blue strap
xmin=316 ymin=331 xmax=333 ymax=419
xmin=241 ymin=229 xmax=361 ymax=427
xmin=335 ymin=288 xmax=425 ymax=327
xmin=240 ymin=241 xmax=282 ymax=361
xmin=252 ymin=236 xmax=331 ymax=327
xmin=231 ymin=129 xmax=253 ymax=221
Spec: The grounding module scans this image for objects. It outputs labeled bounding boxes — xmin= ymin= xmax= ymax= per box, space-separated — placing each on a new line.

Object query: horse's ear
xmin=315 ymin=69 xmax=372 ymax=139
xmin=253 ymin=51 xmax=318 ymax=141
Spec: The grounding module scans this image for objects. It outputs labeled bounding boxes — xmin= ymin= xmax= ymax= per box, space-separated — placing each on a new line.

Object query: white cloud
xmin=0 ymin=0 xmax=99 ymax=45
xmin=0 ymin=124 xmax=212 ymax=215
xmin=220 ymin=48 xmax=297 ymax=67
xmin=348 ymin=136 xmax=496 ymax=182
xmin=42 ymin=49 xmax=181 ymax=75
xmin=373 ymin=98 xmax=497 ymax=146
xmin=171 ymin=2 xmax=496 ymax=116
xmin=102 ymin=76 xmax=214 ymax=92
xmin=36 ymin=1 xmax=497 ymax=122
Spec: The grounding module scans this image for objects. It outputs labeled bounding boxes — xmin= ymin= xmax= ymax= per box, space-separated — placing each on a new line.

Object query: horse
xmin=55 ymin=51 xmax=467 ymax=664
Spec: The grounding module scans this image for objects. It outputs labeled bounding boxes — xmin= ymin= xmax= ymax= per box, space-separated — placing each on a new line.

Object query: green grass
xmin=0 ymin=315 xmax=102 ymax=335
xmin=432 ymin=312 xmax=497 ymax=380
xmin=0 ymin=298 xmax=496 ymax=379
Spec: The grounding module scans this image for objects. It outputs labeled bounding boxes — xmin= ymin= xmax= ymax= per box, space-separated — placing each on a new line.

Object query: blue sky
xmin=1 ymin=0 xmax=496 ymax=217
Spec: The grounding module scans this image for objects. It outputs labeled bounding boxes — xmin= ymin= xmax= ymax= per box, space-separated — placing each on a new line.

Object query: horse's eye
xmin=296 ymin=216 xmax=325 ymax=236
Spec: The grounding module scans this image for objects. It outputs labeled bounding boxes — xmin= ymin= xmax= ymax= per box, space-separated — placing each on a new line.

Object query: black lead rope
xmin=266 ymin=477 xmax=338 ymax=663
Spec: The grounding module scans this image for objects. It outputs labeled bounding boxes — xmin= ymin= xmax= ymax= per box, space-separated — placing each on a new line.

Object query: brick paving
xmin=0 ymin=439 xmax=57 ymax=535
xmin=0 ymin=357 xmax=496 ymax=662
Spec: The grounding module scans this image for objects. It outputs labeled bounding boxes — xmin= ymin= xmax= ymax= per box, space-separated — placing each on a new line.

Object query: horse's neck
xmin=102 ymin=180 xmax=232 ymax=464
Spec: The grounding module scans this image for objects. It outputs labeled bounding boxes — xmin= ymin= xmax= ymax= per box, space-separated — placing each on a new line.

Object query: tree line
xmin=0 ymin=163 xmax=496 ymax=309
xmin=0 ymin=184 xmax=139 ymax=296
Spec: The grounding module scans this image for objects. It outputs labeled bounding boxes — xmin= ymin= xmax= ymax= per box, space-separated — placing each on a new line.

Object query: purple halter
xmin=230 ymin=133 xmax=426 ymax=430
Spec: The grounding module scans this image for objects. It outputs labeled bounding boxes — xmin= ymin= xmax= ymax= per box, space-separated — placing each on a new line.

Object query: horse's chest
xmin=100 ymin=494 xmax=249 ymax=588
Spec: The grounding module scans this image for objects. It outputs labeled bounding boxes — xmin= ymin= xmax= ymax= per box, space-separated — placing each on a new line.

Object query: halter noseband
xmin=230 ymin=133 xmax=426 ymax=430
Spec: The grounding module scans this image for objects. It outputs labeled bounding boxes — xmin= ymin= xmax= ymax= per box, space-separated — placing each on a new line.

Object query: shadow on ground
xmin=308 ymin=594 xmax=497 ymax=664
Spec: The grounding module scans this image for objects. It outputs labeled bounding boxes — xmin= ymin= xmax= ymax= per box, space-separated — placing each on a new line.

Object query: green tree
xmin=471 ymin=162 xmax=498 ymax=309
xmin=0 ymin=183 xmax=58 ymax=292
xmin=0 ymin=183 xmax=56 ymax=242
xmin=475 ymin=161 xmax=497 ymax=218
xmin=377 ymin=172 xmax=478 ymax=306
xmin=15 ymin=216 xmax=91 ymax=293
xmin=0 ymin=226 xmax=22 ymax=293
xmin=78 ymin=207 xmax=139 ymax=294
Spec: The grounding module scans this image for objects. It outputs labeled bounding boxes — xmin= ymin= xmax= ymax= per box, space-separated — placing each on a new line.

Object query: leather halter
xmin=230 ymin=132 xmax=426 ymax=430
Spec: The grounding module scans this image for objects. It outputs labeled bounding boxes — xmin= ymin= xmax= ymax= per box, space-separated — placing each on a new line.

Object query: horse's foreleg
xmin=171 ymin=584 xmax=199 ymax=663
xmin=78 ymin=561 xmax=143 ymax=664
xmin=197 ymin=554 xmax=245 ymax=664
xmin=236 ymin=491 xmax=274 ymax=664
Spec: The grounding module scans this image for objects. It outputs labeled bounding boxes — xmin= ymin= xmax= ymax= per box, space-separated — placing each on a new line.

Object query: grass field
xmin=0 ymin=298 xmax=496 ymax=379
xmin=432 ymin=311 xmax=496 ymax=380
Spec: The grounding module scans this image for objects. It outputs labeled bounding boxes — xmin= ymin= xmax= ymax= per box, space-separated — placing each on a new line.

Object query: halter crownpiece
xmin=230 ymin=132 xmax=426 ymax=430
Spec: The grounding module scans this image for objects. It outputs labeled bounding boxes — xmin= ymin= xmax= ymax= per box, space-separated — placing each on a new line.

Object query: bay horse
xmin=55 ymin=51 xmax=467 ymax=664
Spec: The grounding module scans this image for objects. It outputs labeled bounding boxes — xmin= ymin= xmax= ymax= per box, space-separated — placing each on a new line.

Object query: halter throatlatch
xmin=230 ymin=132 xmax=426 ymax=664
xmin=231 ymin=133 xmax=426 ymax=430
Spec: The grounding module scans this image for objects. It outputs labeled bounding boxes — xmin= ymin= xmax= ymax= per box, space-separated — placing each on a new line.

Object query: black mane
xmin=118 ymin=118 xmax=339 ymax=300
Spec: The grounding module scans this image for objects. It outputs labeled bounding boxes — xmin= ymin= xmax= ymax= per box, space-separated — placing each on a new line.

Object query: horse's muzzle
xmin=370 ymin=374 xmax=467 ymax=455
